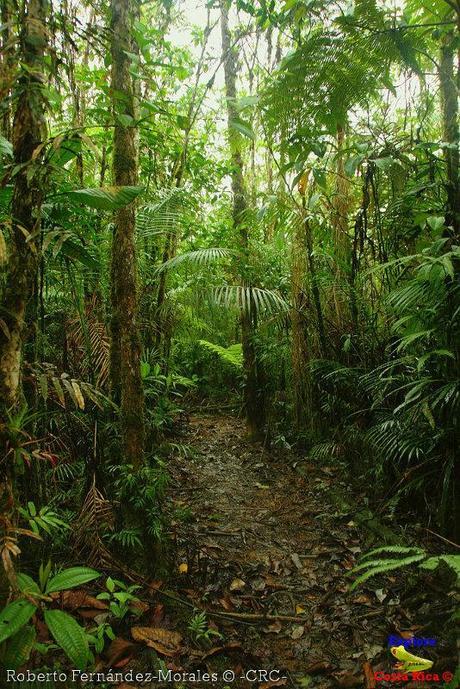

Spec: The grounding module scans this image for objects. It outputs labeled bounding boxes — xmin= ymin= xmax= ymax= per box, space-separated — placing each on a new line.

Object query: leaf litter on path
xmin=157 ymin=414 xmax=456 ymax=688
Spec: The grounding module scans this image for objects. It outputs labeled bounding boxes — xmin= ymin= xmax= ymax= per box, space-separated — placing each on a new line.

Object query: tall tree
xmin=439 ymin=27 xmax=460 ymax=240
xmin=109 ymin=0 xmax=144 ymax=465
xmin=0 ymin=0 xmax=46 ymax=414
xmin=220 ymin=0 xmax=265 ymax=439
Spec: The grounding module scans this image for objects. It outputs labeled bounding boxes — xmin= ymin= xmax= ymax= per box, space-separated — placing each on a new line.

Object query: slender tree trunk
xmin=0 ymin=0 xmax=46 ymax=415
xmin=0 ymin=0 xmax=14 ymax=139
xmin=290 ymin=212 xmax=313 ymax=432
xmin=439 ymin=30 xmax=460 ymax=241
xmin=331 ymin=123 xmax=351 ymax=333
xmin=220 ymin=0 xmax=265 ymax=439
xmin=109 ymin=0 xmax=144 ymax=465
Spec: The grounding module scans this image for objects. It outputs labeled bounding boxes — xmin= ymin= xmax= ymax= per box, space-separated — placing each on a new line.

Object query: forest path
xmin=166 ymin=413 xmax=392 ymax=688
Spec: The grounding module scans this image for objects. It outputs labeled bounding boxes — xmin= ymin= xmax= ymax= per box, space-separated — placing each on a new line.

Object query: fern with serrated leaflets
xmin=351 ymin=546 xmax=460 ymax=590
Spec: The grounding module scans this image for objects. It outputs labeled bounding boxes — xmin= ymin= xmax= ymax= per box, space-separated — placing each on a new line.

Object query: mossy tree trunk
xmin=439 ymin=29 xmax=460 ymax=241
xmin=220 ymin=0 xmax=265 ymax=439
xmin=0 ymin=0 xmax=46 ymax=416
xmin=110 ymin=0 xmax=145 ymax=466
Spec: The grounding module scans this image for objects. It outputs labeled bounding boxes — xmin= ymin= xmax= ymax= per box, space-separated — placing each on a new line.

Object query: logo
xmin=390 ymin=644 xmax=433 ymax=672
xmin=373 ymin=639 xmax=454 ymax=684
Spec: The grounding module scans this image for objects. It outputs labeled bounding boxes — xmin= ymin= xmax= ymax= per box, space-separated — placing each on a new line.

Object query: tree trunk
xmin=0 ymin=0 xmax=14 ymax=140
xmin=331 ymin=123 xmax=351 ymax=333
xmin=220 ymin=0 xmax=265 ymax=439
xmin=439 ymin=30 xmax=460 ymax=241
xmin=290 ymin=213 xmax=313 ymax=432
xmin=0 ymin=0 xmax=46 ymax=415
xmin=110 ymin=0 xmax=144 ymax=465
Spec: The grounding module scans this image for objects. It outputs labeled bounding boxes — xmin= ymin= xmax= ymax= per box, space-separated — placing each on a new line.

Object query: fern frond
xmin=350 ymin=554 xmax=426 ymax=590
xmin=198 ymin=341 xmax=243 ymax=369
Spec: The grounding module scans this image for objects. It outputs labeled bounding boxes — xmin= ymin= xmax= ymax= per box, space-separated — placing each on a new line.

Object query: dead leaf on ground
xmin=104 ymin=637 xmax=138 ymax=667
xmin=353 ymin=594 xmax=373 ymax=606
xmin=291 ymin=624 xmax=305 ymax=639
xmin=334 ymin=671 xmax=364 ymax=688
xmin=363 ymin=661 xmax=376 ymax=689
xmin=201 ymin=641 xmax=242 ymax=660
xmin=150 ymin=603 xmax=165 ymax=625
xmin=79 ymin=608 xmax=109 ymax=620
xmin=230 ymin=578 xmax=246 ymax=592
xmin=290 ymin=553 xmax=303 ymax=570
xmin=219 ymin=595 xmax=234 ymax=611
xmin=131 ymin=626 xmax=182 ymax=657
xmin=263 ymin=621 xmax=282 ymax=634
xmin=260 ymin=679 xmax=287 ymax=689
xmin=129 ymin=599 xmax=149 ymax=615
xmin=52 ymin=589 xmax=108 ymax=611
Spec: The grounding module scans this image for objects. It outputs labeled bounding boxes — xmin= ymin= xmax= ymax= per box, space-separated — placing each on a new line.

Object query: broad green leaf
xmin=229 ymin=118 xmax=254 ymax=140
xmin=117 ymin=113 xmax=135 ymax=127
xmin=0 ymin=599 xmax=37 ymax=643
xmin=17 ymin=573 xmax=40 ymax=596
xmin=2 ymin=624 xmax=36 ymax=668
xmin=427 ymin=216 xmax=445 ymax=232
xmin=63 ymin=186 xmax=144 ymax=210
xmin=373 ymin=156 xmax=396 ymax=171
xmin=46 ymin=566 xmax=100 ymax=594
xmin=44 ymin=609 xmax=89 ymax=670
xmin=0 ymin=135 xmax=13 ymax=158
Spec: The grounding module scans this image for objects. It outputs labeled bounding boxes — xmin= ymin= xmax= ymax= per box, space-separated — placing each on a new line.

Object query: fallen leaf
xmin=219 ymin=596 xmax=234 ymax=611
xmin=353 ymin=594 xmax=372 ymax=606
xmin=363 ymin=661 xmax=376 ymax=689
xmin=291 ymin=553 xmax=303 ymax=570
xmin=131 ymin=626 xmax=182 ymax=657
xmin=255 ymin=482 xmax=270 ymax=489
xmin=291 ymin=624 xmax=305 ymax=639
xmin=374 ymin=589 xmax=386 ymax=603
xmin=250 ymin=577 xmax=266 ymax=591
xmin=201 ymin=641 xmax=242 ymax=660
xmin=79 ymin=608 xmax=109 ymax=619
xmin=263 ymin=621 xmax=282 ymax=634
xmin=130 ymin=599 xmax=149 ymax=615
xmin=295 ymin=604 xmax=306 ymax=614
xmin=260 ymin=679 xmax=287 ymax=689
xmin=52 ymin=589 xmax=107 ymax=611
xmin=334 ymin=671 xmax=363 ymax=688
xmin=150 ymin=603 xmax=165 ymax=626
xmin=104 ymin=637 xmax=138 ymax=667
xmin=230 ymin=578 xmax=246 ymax=592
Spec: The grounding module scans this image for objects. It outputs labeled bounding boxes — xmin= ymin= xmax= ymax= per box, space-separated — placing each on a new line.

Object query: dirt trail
xmin=165 ymin=413 xmax=400 ymax=688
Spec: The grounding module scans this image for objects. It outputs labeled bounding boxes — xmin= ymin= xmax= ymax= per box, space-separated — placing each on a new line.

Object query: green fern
xmin=351 ymin=547 xmax=460 ymax=590
xmin=198 ymin=340 xmax=243 ymax=369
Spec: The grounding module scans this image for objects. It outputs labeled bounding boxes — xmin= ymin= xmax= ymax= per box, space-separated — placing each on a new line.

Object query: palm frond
xmin=155 ymin=247 xmax=235 ymax=274
xmin=212 ymin=285 xmax=289 ymax=316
